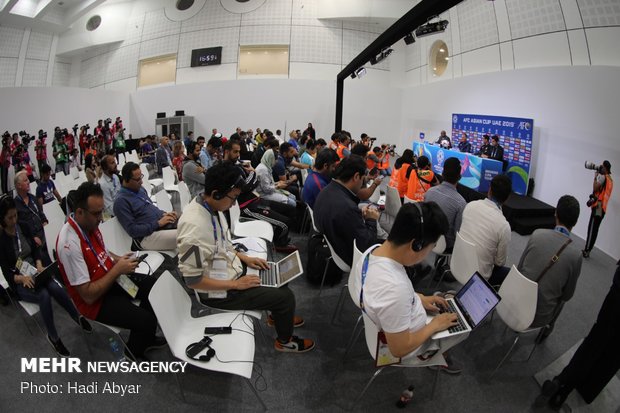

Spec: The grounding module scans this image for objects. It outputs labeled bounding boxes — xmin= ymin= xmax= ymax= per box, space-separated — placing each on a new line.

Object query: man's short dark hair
xmin=305 ymin=139 xmax=316 ymax=150
xmin=74 ymin=182 xmax=104 ymax=211
xmin=196 ymin=136 xmax=205 ymax=144
xmin=263 ymin=138 xmax=279 ymax=149
xmin=100 ymin=155 xmax=114 ymax=172
xmin=207 ymin=137 xmax=222 ymax=148
xmin=556 ymin=195 xmax=580 ymax=229
xmin=417 ymin=155 xmax=430 ymax=169
xmin=121 ymin=162 xmax=140 ymax=183
xmin=315 ymin=149 xmax=339 ymax=170
xmin=490 ymin=175 xmax=512 ymax=203
xmin=187 ymin=141 xmax=199 ymax=154
xmin=223 ymin=140 xmax=240 ymax=153
xmin=276 ymin=129 xmax=281 ymax=135
xmin=330 ymin=132 xmax=340 ymax=142
xmin=603 ymin=160 xmax=611 ymax=173
xmin=316 ymin=138 xmax=327 ymax=147
xmin=333 ymin=154 xmax=366 ymax=182
xmin=491 ymin=135 xmax=499 ymax=143
xmin=204 ymin=161 xmax=243 ymax=195
xmin=388 ymin=202 xmax=448 ymax=249
xmin=483 ymin=134 xmax=490 ymax=140
xmin=188 ymin=131 xmax=193 ymax=136
xmin=442 ymin=157 xmax=461 ymax=184
xmin=361 ymin=133 xmax=368 ymax=139
xmin=351 ymin=143 xmax=370 ymax=157
xmin=279 ymin=142 xmax=292 ymax=155
xmin=40 ymin=163 xmax=52 ymax=175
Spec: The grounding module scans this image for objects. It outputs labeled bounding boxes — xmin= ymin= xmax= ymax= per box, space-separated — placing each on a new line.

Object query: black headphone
xmin=185 ymin=336 xmax=216 ymax=362
xmin=410 ymin=202 xmax=425 ymax=252
xmin=212 ymin=174 xmax=245 ymax=200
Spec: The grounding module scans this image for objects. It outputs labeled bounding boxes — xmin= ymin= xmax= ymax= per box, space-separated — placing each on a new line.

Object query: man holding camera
xmin=0 ymin=133 xmax=10 ymax=194
xmin=583 ymin=160 xmax=613 ymax=258
xmin=53 ymin=134 xmax=70 ymax=175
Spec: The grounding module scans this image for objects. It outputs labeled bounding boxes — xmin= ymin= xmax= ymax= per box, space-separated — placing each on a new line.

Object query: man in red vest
xmin=57 ymin=182 xmax=165 ymax=360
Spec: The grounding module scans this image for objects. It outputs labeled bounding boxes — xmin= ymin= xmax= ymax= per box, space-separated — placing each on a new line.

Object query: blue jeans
xmin=15 ymin=278 xmax=80 ymax=341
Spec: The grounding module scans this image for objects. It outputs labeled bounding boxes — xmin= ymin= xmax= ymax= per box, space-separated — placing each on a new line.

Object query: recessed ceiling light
xmin=439 ymin=48 xmax=445 ymax=52
xmin=433 ymin=67 xmax=437 ymax=70
xmin=445 ymin=57 xmax=449 ymax=60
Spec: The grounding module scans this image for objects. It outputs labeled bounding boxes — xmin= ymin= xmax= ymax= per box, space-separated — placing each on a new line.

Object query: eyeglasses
xmin=131 ymin=174 xmax=144 ymax=182
xmin=225 ymin=194 xmax=238 ymax=201
xmin=86 ymin=209 xmax=104 ymax=218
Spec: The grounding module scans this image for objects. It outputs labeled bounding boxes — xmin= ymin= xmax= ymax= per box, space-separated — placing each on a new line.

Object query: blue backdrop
xmin=452 ymin=113 xmax=534 ymax=195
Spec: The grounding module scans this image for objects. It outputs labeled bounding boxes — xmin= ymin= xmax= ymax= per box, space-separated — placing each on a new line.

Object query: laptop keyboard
xmin=442 ymin=300 xmax=468 ymax=333
xmin=259 ymin=263 xmax=277 ymax=286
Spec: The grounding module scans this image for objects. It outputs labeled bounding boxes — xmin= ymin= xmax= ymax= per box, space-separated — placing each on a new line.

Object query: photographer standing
xmin=1 ymin=133 xmax=10 ymax=194
xmin=35 ymin=130 xmax=48 ymax=172
xmin=583 ymin=160 xmax=613 ymax=258
xmin=53 ymin=134 xmax=70 ymax=175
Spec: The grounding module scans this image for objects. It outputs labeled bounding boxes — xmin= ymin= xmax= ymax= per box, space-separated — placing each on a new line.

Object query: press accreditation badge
xmin=207 ymin=256 xmax=228 ymax=299
xmin=16 ymin=258 xmax=38 ymax=277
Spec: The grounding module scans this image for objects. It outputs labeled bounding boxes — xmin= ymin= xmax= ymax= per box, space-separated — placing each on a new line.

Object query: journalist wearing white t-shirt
xmin=353 ymin=202 xmax=466 ymax=373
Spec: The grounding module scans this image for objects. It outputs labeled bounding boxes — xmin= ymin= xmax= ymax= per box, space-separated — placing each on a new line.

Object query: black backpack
xmin=305 ymin=232 xmax=343 ymax=286
xmin=251 ymin=144 xmax=265 ymax=168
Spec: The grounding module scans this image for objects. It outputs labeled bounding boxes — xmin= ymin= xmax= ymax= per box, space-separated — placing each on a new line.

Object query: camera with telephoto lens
xmin=584 ymin=161 xmax=604 ymax=174
xmin=19 ymin=131 xmax=32 ymax=146
xmin=82 ymin=124 xmax=90 ymax=131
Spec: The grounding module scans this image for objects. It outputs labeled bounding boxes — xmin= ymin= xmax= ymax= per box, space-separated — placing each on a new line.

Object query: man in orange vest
xmin=336 ymin=134 xmax=351 ymax=160
xmin=583 ymin=160 xmax=613 ymax=258
xmin=405 ymin=156 xmax=439 ymax=202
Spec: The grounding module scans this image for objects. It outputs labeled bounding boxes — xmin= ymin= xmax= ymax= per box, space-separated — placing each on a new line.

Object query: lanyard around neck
xmin=69 ymin=215 xmax=109 ymax=272
xmin=554 ymin=226 xmax=570 ymax=237
xmin=201 ymin=200 xmax=226 ymax=248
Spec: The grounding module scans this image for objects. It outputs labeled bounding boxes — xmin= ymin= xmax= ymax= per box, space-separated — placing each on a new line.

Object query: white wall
xmin=399 ymin=65 xmax=620 ymax=260
xmin=129 ymin=79 xmax=401 ymax=143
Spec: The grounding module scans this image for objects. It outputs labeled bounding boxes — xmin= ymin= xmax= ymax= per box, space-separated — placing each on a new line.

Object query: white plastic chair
xmin=178 ymin=181 xmax=191 ymax=211
xmin=403 ymin=195 xmax=416 ymax=204
xmin=307 ymin=206 xmax=319 ymax=233
xmin=0 ymin=267 xmax=41 ymax=336
xmin=320 ymin=236 xmax=350 ymax=296
xmin=384 ymin=185 xmax=402 ymax=218
xmin=98 ymin=217 xmax=166 ymax=274
xmin=29 ymin=181 xmax=38 ymax=196
xmin=217 ymin=211 xmax=269 ymax=255
xmin=332 ymin=239 xmax=364 ymax=325
xmin=443 ymin=232 xmax=479 ymax=286
xmin=492 ymin=265 xmax=542 ymax=376
xmin=367 ymin=185 xmax=381 ymax=204
xmin=228 ymin=201 xmax=274 ymax=243
xmin=70 ymin=166 xmax=79 ymax=179
xmin=42 ymin=201 xmax=65 ymax=260
xmin=149 ymin=271 xmax=266 ymax=409
xmin=162 ymin=166 xmax=179 ymax=193
xmin=140 ymin=163 xmax=163 ymax=188
xmin=427 ymin=235 xmax=452 ymax=287
xmin=155 ymin=189 xmax=173 ymax=213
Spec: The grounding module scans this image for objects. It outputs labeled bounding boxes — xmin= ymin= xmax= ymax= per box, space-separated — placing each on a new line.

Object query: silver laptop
xmin=428 ymin=272 xmax=501 ymax=339
xmin=259 ymin=251 xmax=303 ymax=288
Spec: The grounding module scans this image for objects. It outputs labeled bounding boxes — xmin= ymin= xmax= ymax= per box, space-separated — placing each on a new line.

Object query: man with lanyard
xmin=57 ymin=182 xmax=165 ymax=360
xmin=177 ymin=162 xmax=315 ymax=353
xmin=353 ymin=202 xmax=465 ymax=372
xmin=113 ymin=162 xmax=178 ymax=252
xmin=583 ymin=160 xmax=613 ymax=258
xmin=182 ymin=140 xmax=206 ymax=198
xmin=517 ymin=195 xmax=582 ymax=338
xmin=99 ymin=155 xmax=121 ymax=219
xmin=405 ymin=156 xmax=439 ymax=202
xmin=302 ymin=149 xmax=339 ymax=209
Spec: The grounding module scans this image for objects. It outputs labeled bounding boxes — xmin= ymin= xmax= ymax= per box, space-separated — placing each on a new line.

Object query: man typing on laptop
xmin=353 ymin=202 xmax=470 ymax=373
xmin=176 ymin=161 xmax=315 ymax=353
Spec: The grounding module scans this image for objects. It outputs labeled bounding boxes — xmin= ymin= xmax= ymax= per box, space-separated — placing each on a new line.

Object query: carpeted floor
xmin=1 ymin=204 xmax=618 ymax=412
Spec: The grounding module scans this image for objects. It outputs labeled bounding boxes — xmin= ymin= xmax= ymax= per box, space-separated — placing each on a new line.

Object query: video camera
xmin=82 ymin=124 xmax=90 ymax=132
xmin=19 ymin=130 xmax=33 ymax=146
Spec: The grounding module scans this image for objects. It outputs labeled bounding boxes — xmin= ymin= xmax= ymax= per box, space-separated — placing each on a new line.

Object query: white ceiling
xmin=0 ymin=0 xmax=107 ymax=34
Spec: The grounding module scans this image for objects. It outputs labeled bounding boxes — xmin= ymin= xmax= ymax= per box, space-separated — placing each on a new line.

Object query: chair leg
xmin=526 ymin=341 xmax=539 ymax=361
xmin=491 ymin=335 xmax=520 ymax=377
xmin=254 ymin=316 xmax=269 ymax=348
xmin=353 ymin=367 xmax=385 ymax=407
xmin=330 ymin=283 xmax=348 ymax=325
xmin=245 ymin=378 xmax=267 ymax=411
xmin=343 ymin=315 xmax=364 ymax=361
xmin=318 ymin=257 xmax=332 ymax=296
xmin=430 ymin=365 xmax=440 ymax=400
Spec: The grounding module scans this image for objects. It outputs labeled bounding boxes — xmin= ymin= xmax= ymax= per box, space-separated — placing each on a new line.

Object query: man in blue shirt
xmin=35 ymin=163 xmax=62 ymax=207
xmin=113 ymin=162 xmax=177 ymax=251
xmin=183 ymin=131 xmax=194 ymax=151
xmin=199 ymin=137 xmax=222 ymax=171
xmin=457 ymin=132 xmax=472 ymax=153
xmin=302 ymin=149 xmax=339 ymax=209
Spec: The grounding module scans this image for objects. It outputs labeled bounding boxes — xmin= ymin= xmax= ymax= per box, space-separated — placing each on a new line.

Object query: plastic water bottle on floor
xmin=396 ymin=385 xmax=415 ymax=408
xmin=108 ymin=337 xmax=127 ymax=362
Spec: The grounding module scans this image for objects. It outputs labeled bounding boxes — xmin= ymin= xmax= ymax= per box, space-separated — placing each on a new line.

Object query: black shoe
xmin=582 ymin=250 xmax=590 ymax=258
xmin=534 ymin=378 xmax=561 ymax=408
xmin=549 ymin=387 xmax=571 ymax=411
xmin=145 ymin=336 xmax=167 ymax=352
xmin=0 ymin=292 xmax=9 ymax=306
xmin=77 ymin=316 xmax=93 ymax=333
xmin=47 ymin=336 xmax=70 ymax=357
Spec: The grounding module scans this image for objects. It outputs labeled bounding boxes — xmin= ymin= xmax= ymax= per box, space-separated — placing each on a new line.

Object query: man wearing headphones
xmin=177 ymin=162 xmax=315 ymax=353
xmin=352 ymin=202 xmax=465 ymax=373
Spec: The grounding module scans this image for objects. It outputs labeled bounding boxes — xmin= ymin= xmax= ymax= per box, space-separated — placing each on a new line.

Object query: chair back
xmin=78 ymin=170 xmax=86 ymax=183
xmin=70 ymin=166 xmax=79 ymax=179
xmin=450 ymin=232 xmax=479 ymax=285
xmin=148 ymin=271 xmax=190 ymax=351
xmin=433 ymin=235 xmax=447 ymax=254
xmin=99 ymin=217 xmax=132 ymax=254
xmin=162 ymin=166 xmax=176 ymax=187
xmin=367 ymin=185 xmax=381 ymax=204
xmin=362 ymin=312 xmax=380 ymax=360
xmin=324 ymin=236 xmax=351 ymax=273
xmin=496 ymin=265 xmax=538 ymax=332
xmin=139 ymin=163 xmax=151 ymax=182
xmin=403 ymin=195 xmax=416 ymax=204
xmin=384 ymin=185 xmax=402 ymax=217
xmin=307 ymin=206 xmax=319 ymax=233
xmin=29 ymin=181 xmax=38 ymax=196
xmin=155 ymin=189 xmax=173 ymax=213
xmin=42 ymin=201 xmax=65 ymax=259
xmin=178 ymin=181 xmax=191 ymax=210
xmin=229 ymin=201 xmax=241 ymax=231
xmin=347 ymin=239 xmax=367 ymax=308
xmin=300 ymin=168 xmax=308 ymax=185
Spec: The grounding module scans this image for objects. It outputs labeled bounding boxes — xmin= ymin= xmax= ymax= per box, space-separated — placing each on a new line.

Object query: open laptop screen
xmin=277 ymin=252 xmax=302 ymax=283
xmin=456 ymin=272 xmax=501 ymax=327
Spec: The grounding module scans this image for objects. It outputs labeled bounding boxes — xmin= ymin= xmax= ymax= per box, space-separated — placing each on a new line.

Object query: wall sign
xmin=191 ymin=47 xmax=223 ymax=67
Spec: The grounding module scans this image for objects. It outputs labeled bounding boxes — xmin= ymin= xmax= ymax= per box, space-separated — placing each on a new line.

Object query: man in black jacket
xmin=313 ymin=155 xmax=380 ymax=266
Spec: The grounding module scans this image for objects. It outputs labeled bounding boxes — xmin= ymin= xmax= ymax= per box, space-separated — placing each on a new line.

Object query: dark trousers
xmin=489 ymin=265 xmax=511 ymax=287
xmin=557 ymin=272 xmax=620 ymax=403
xmin=95 ymin=277 xmax=158 ymax=358
xmin=242 ymin=200 xmax=295 ymax=246
xmin=0 ymin=165 xmax=8 ymax=194
xmin=201 ymin=284 xmax=295 ymax=342
xmin=16 ymin=278 xmax=80 ymax=341
xmin=584 ymin=209 xmax=605 ymax=253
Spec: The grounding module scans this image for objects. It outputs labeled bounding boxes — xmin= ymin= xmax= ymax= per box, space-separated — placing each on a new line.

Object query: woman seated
xmin=255 ymin=149 xmax=296 ymax=207
xmin=0 ymin=195 xmax=91 ymax=357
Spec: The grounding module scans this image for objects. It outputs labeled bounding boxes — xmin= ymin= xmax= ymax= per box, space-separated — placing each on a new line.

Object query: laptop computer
xmin=258 ymin=251 xmax=303 ymax=288
xmin=427 ymin=271 xmax=501 ymax=339
xmin=34 ymin=261 xmax=58 ymax=289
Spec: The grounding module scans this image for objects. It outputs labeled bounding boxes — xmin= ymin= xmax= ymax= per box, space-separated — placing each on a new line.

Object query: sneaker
xmin=145 ymin=336 xmax=167 ymax=352
xmin=267 ymin=314 xmax=305 ymax=328
xmin=534 ymin=378 xmax=561 ymax=408
xmin=274 ymin=244 xmax=298 ymax=254
xmin=47 ymin=336 xmax=70 ymax=357
xmin=274 ymin=336 xmax=315 ymax=353
xmin=77 ymin=316 xmax=93 ymax=333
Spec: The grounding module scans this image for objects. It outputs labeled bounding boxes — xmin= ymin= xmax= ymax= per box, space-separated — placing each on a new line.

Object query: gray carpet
xmin=1 ymin=220 xmax=618 ymax=412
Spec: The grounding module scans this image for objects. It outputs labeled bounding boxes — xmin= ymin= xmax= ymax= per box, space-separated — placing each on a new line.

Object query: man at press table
xmin=481 ymin=135 xmax=504 ymax=161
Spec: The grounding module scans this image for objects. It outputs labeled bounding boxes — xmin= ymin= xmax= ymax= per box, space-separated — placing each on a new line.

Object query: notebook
xmin=258 ymin=251 xmax=303 ymax=288
xmin=427 ymin=272 xmax=501 ymax=339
